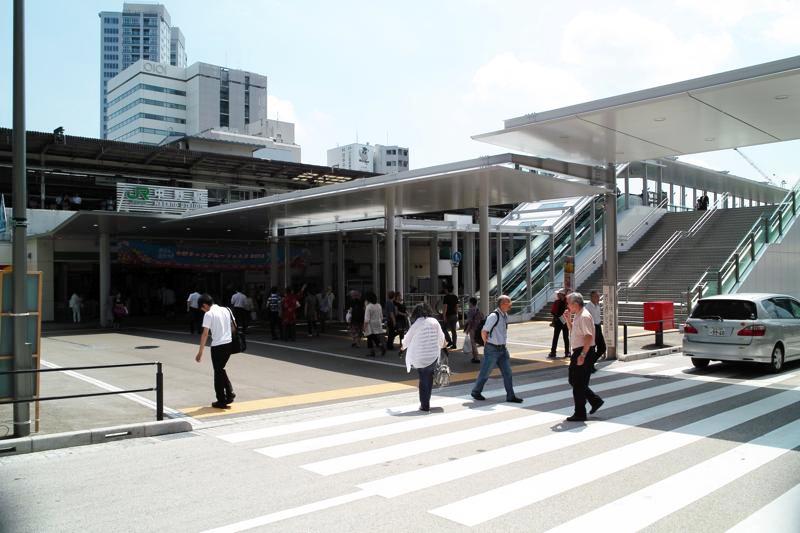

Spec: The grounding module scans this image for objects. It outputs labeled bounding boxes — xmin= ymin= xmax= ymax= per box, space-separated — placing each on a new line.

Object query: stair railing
xmin=686 ymin=192 xmax=728 ymax=237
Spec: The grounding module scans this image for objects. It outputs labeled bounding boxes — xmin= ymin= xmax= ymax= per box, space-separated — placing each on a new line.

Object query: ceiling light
xmin=92 ymin=223 xmax=99 ymax=228
xmin=654 ymin=117 xmax=666 ymax=122
xmin=227 ymin=229 xmax=232 ymax=232
xmin=141 ymin=226 xmax=147 ymax=229
xmin=775 ymin=94 xmax=789 ymax=100
xmin=185 ymin=227 xmax=191 ymax=231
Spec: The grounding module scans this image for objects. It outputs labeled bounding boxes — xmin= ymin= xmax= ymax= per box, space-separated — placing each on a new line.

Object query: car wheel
xmin=770 ymin=345 xmax=784 ymax=374
xmin=691 ymin=358 xmax=710 ymax=369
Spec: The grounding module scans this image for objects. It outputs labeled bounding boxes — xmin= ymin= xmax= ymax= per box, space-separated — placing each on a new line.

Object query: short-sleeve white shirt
xmin=202 ymin=304 xmax=233 ymax=347
xmin=569 ymin=307 xmax=595 ymax=349
xmin=231 ymin=292 xmax=247 ymax=308
xmin=187 ymin=292 xmax=201 ymax=308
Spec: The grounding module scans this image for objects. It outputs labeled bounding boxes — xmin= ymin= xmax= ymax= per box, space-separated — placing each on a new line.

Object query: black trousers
xmin=210 ymin=342 xmax=234 ymax=403
xmin=594 ymin=324 xmax=607 ymax=359
xmin=551 ymin=320 xmax=570 ymax=355
xmin=269 ymin=311 xmax=281 ymax=339
xmin=233 ymin=306 xmax=249 ymax=334
xmin=189 ymin=308 xmax=203 ymax=334
xmin=443 ymin=315 xmax=458 ymax=346
xmin=417 ymin=360 xmax=437 ymax=410
xmin=386 ymin=322 xmax=397 ymax=349
xmin=568 ymin=347 xmax=602 ymax=417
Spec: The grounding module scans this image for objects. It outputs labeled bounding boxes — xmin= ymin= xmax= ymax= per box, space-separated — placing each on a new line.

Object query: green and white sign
xmin=116 ymin=184 xmax=208 ymax=215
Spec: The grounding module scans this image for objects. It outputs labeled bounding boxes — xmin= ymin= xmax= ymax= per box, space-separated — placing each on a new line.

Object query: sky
xmin=1 ymin=0 xmax=799 ymax=187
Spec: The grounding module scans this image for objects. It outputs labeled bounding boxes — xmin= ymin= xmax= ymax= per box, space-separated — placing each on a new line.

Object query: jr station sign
xmin=116 ymin=184 xmax=208 ymax=215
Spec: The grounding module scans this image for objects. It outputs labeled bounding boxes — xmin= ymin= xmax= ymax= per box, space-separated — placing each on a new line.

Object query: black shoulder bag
xmin=226 ymin=307 xmax=247 ymax=354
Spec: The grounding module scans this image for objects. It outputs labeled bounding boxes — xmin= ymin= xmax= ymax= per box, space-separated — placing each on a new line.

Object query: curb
xmin=0 ymin=419 xmax=192 ymax=457
xmin=618 ymin=346 xmax=682 ymax=362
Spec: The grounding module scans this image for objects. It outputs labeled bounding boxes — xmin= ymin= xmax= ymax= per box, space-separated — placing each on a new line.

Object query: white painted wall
xmin=738 ymin=217 xmax=800 ymax=299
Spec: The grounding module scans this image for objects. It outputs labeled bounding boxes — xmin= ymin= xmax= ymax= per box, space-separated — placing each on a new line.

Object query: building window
xmin=103 ymin=37 xmax=117 ymax=43
xmin=104 ymin=28 xmax=119 ymax=34
xmin=104 ymin=72 xmax=116 ymax=78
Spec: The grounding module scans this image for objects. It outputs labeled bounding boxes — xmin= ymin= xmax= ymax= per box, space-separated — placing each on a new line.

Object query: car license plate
xmin=709 ymin=327 xmax=725 ymax=336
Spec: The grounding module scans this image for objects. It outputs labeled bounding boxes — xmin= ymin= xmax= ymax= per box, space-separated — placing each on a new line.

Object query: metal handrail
xmin=0 ymin=362 xmax=165 ymax=421
xmin=628 ymin=230 xmax=683 ymax=287
xmin=686 ymin=192 xmax=728 ymax=236
xmin=619 ymin=197 xmax=669 ymax=245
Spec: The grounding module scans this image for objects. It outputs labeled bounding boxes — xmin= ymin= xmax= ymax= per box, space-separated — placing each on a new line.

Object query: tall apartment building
xmin=99 ymin=3 xmax=187 ymax=138
xmin=105 ymin=60 xmax=268 ymax=145
xmin=327 ymin=143 xmax=409 ymax=173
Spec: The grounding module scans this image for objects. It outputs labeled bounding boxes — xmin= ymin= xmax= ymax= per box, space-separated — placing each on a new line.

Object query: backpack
xmin=474 ymin=311 xmax=500 ymax=345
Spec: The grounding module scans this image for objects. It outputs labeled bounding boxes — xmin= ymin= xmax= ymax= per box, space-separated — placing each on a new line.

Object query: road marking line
xmin=39 ymin=360 xmax=195 ymax=423
xmin=432 ymin=383 xmax=800 ymax=525
xmin=301 ymin=376 xmax=648 ymax=475
xmin=602 ymin=361 xmax=661 ymax=373
xmin=357 ymin=371 xmax=797 ymax=498
xmin=727 ymin=482 xmax=800 ymax=533
xmin=218 ymin=370 xmax=604 ymax=443
xmin=200 ymin=490 xmax=371 ymax=533
xmin=183 ymin=359 xmax=565 ymax=418
xmin=546 ymin=417 xmax=800 ymax=533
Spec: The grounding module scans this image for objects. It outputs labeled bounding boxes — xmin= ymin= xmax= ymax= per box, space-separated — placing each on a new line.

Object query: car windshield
xmin=691 ymin=300 xmax=757 ymax=320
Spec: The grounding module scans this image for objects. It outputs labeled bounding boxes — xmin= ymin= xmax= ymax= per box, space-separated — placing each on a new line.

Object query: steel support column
xmin=603 ymin=165 xmax=619 ymax=360
xmin=464 ymin=229 xmax=475 ymax=297
xmin=322 ymin=235 xmax=331 ymax=292
xmin=99 ymin=232 xmax=110 ymax=328
xmin=429 ymin=231 xmax=439 ymax=294
xmin=642 ymin=163 xmax=649 ymax=206
xmin=451 ymin=230 xmax=459 ymax=295
xmin=371 ymin=231 xmax=379 ymax=294
xmin=525 ymin=231 xmax=533 ymax=302
xmin=479 ymin=182 xmax=490 ymax=315
xmin=269 ymin=225 xmax=279 ymax=290
xmin=495 ymin=230 xmax=503 ymax=296
xmin=656 ymin=166 xmax=663 ymax=205
xmin=385 ymin=189 xmax=396 ymax=295
xmin=337 ymin=232 xmax=345 ymax=320
xmin=396 ymin=229 xmax=404 ymax=295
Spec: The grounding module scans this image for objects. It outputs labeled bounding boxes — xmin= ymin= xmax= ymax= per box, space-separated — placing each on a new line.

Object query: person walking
xmin=548 ymin=289 xmax=571 ymax=358
xmin=441 ymin=286 xmax=459 ymax=349
xmin=187 ymin=289 xmax=202 ymax=334
xmin=305 ymin=287 xmax=320 ymax=337
xmin=282 ymin=287 xmax=298 ymax=341
xmin=319 ymin=286 xmax=334 ymax=333
xmin=194 ymin=294 xmax=237 ymax=409
xmin=112 ymin=296 xmax=128 ymax=330
xmin=385 ymin=291 xmax=397 ymax=350
xmin=563 ymin=292 xmax=603 ymax=422
xmin=394 ymin=292 xmax=409 ymax=351
xmin=463 ymin=296 xmax=483 ymax=363
xmin=585 ymin=290 xmax=606 ymax=372
xmin=68 ymin=292 xmax=82 ymax=323
xmin=231 ymin=288 xmax=249 ymax=334
xmin=470 ymin=295 xmax=523 ymax=403
xmin=348 ymin=291 xmax=365 ymax=348
xmin=363 ymin=292 xmax=386 ymax=357
xmin=266 ymin=287 xmax=282 ymax=340
xmin=403 ymin=303 xmax=446 ymax=412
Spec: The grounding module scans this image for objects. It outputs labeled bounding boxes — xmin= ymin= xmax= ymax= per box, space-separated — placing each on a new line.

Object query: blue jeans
xmin=417 ymin=360 xmax=437 ymax=410
xmin=472 ymin=343 xmax=515 ymax=399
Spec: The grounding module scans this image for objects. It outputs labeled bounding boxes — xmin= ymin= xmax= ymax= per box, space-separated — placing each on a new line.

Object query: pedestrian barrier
xmin=0 ymin=361 xmax=164 ymax=422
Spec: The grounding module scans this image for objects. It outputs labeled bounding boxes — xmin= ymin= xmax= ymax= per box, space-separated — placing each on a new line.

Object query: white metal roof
xmin=475 ymin=55 xmax=800 ymax=166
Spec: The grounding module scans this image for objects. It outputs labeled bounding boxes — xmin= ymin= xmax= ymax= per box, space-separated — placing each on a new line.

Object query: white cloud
xmin=267 ymin=94 xmax=298 ymax=123
xmin=765 ymin=10 xmax=800 ymax=45
xmin=560 ymin=8 xmax=735 ymax=86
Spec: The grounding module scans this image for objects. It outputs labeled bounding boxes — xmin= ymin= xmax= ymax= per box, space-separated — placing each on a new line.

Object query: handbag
xmin=226 ymin=307 xmax=247 ymax=354
xmin=433 ymin=349 xmax=451 ymax=388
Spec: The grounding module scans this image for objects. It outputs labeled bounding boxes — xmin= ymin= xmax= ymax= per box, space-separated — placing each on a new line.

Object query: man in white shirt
xmin=231 ymin=288 xmax=249 ymax=334
xmin=187 ymin=290 xmax=202 ymax=334
xmin=195 ymin=294 xmax=236 ymax=409
xmin=563 ymin=292 xmax=603 ymax=421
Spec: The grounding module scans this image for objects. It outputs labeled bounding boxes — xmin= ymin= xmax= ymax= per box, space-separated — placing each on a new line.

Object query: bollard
xmin=623 ymin=323 xmax=628 ymax=355
xmin=655 ymin=320 xmax=664 ymax=347
xmin=156 ymin=362 xmax=164 ymax=421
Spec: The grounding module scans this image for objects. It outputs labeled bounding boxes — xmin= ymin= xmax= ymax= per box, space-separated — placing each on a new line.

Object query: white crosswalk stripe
xmin=206 ymin=360 xmax=800 ymax=533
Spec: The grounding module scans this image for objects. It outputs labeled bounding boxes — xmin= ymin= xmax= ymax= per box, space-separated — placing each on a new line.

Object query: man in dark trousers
xmin=586 ymin=290 xmax=606 ymax=372
xmin=266 ymin=287 xmax=282 ymax=340
xmin=442 ymin=286 xmax=459 ymax=349
xmin=548 ymin=289 xmax=570 ymax=358
xmin=195 ymin=294 xmax=236 ymax=409
xmin=563 ymin=292 xmax=603 ymax=422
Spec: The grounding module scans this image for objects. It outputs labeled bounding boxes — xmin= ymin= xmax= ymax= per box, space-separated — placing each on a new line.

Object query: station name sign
xmin=116 ymin=184 xmax=208 ymax=215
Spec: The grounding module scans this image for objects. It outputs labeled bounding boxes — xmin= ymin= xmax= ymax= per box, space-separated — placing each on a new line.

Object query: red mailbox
xmin=643 ymin=301 xmax=674 ymax=331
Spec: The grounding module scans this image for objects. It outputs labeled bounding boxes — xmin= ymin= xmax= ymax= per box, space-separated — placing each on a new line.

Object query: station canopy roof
xmin=474 ymin=55 xmax=800 ymax=166
xmin=177 ymin=154 xmax=606 ymax=232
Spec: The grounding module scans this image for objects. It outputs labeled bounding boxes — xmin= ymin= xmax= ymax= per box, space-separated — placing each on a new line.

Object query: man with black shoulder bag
xmin=195 ymin=294 xmax=238 ymax=409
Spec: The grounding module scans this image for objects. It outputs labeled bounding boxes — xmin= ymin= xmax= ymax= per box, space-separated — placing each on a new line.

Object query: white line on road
xmin=200 ymin=490 xmax=371 ymax=533
xmin=726 ymin=482 xmax=800 ymax=533
xmin=431 ymin=383 xmax=800 ymax=525
xmin=545 ymin=417 xmax=800 ymax=533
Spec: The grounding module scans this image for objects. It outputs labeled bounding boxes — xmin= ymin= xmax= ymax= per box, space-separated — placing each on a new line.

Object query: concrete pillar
xmin=525 ymin=231 xmax=532 ymax=302
xmin=396 ymin=229 xmax=404 ymax=295
xmin=603 ymin=165 xmax=619 ymax=360
xmin=269 ymin=225 xmax=279 ymax=290
xmin=99 ymin=232 xmax=111 ymax=327
xmin=479 ymin=180 xmax=490 ymax=315
xmin=495 ymin=231 xmax=503 ymax=295
xmin=429 ymin=231 xmax=439 ymax=294
xmin=337 ymin=232 xmax=345 ymax=321
xmin=371 ymin=231 xmax=379 ymax=294
xmin=464 ymin=229 xmax=475 ymax=296
xmin=451 ymin=230 xmax=459 ymax=295
xmin=385 ymin=189 xmax=396 ymax=296
xmin=322 ymin=235 xmax=331 ymax=292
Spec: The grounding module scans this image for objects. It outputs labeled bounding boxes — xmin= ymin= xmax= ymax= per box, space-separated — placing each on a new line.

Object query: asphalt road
xmin=1 ymin=354 xmax=799 ymax=532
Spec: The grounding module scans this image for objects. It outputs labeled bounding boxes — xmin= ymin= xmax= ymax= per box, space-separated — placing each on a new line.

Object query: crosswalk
xmin=206 ymin=358 xmax=800 ymax=532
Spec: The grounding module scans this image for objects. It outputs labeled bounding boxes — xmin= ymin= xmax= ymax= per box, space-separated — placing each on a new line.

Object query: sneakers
xmin=211 ymin=401 xmax=231 ymax=409
xmin=589 ymin=399 xmax=604 ymax=414
xmin=471 ymin=392 xmax=486 ymax=401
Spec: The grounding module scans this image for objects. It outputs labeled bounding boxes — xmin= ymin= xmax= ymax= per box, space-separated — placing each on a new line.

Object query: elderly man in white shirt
xmin=402 ymin=303 xmax=446 ymax=412
xmin=563 ymin=292 xmax=604 ymax=422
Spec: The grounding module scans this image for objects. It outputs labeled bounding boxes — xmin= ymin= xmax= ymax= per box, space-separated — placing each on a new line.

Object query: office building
xmin=374 ymin=145 xmax=410 ymax=174
xmin=99 ymin=3 xmax=187 ymax=138
xmin=327 ymin=142 xmax=409 ymax=173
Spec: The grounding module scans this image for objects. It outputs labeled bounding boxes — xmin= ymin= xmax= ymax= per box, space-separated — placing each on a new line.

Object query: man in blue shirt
xmin=471 ymin=295 xmax=523 ymax=403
